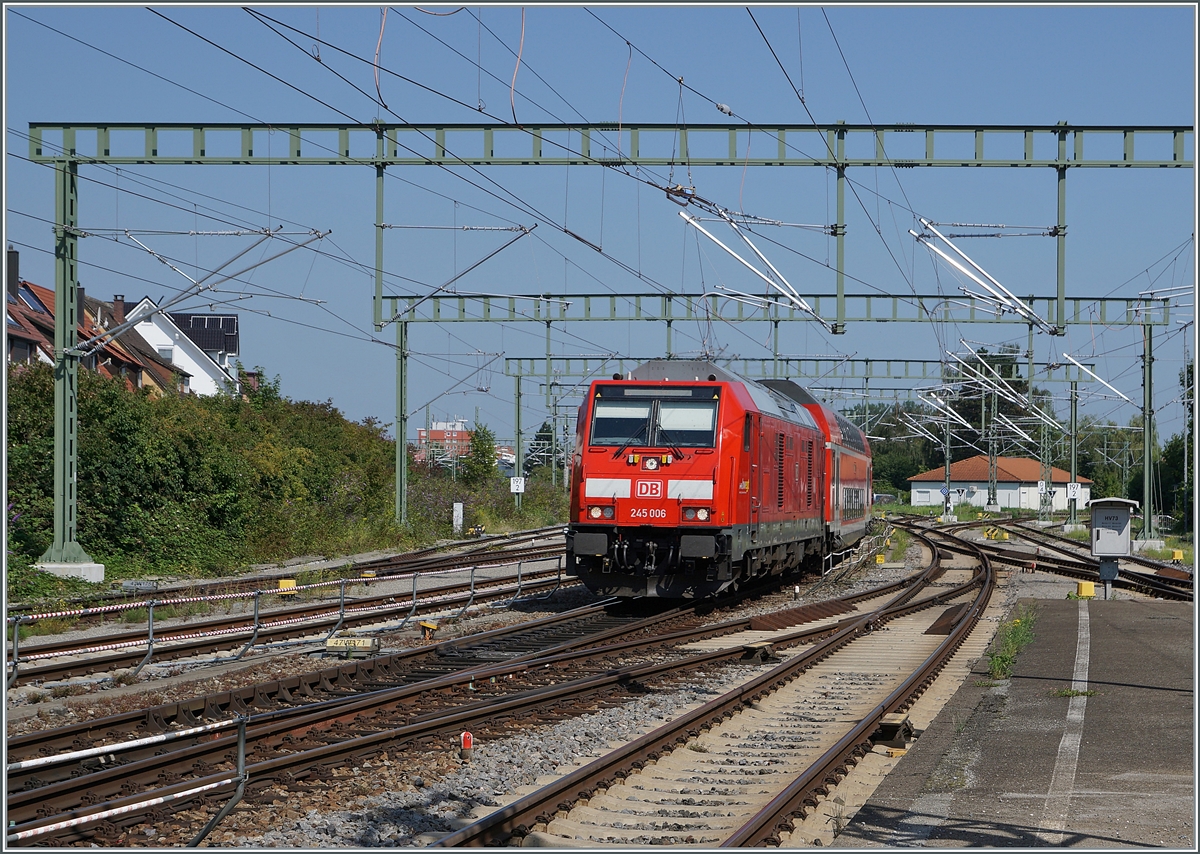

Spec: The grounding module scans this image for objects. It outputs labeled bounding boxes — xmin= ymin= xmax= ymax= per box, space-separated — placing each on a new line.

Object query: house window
xmin=158 ymin=347 xmax=173 ymax=363
xmin=9 ymin=339 xmax=32 ymax=363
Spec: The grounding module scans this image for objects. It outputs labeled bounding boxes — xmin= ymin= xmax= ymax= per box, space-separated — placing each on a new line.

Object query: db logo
xmin=636 ymin=480 xmax=663 ymax=499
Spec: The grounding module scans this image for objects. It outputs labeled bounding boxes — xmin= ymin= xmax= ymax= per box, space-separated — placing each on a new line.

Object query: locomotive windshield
xmin=590 ymin=387 xmax=719 ymax=448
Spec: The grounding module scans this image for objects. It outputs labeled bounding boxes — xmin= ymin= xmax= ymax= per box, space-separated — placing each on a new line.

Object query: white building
xmin=122 ymin=297 xmax=239 ymax=396
xmin=908 ymin=455 xmax=1092 ymax=511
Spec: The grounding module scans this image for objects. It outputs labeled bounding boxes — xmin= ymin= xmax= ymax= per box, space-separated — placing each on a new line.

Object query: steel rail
xmin=8 ymin=582 xmax=916 ymax=809
xmin=723 ymin=530 xmax=994 ymax=846
xmin=5 ymin=527 xmax=565 ymax=616
xmin=1007 ymin=521 xmax=1193 ymax=583
xmin=6 ymin=618 xmax=765 ymax=839
xmin=7 ymin=576 xmax=937 ymax=842
xmin=892 ymin=517 xmax=1191 ymax=602
xmin=7 ymin=598 xmax=619 ymax=759
xmin=7 ymin=565 xmax=569 ymax=686
xmin=9 ymin=601 xmax=737 ymax=819
xmin=428 ymin=547 xmax=951 ymax=847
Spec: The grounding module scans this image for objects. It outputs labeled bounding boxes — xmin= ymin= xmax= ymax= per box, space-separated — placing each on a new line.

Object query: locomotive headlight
xmin=696 ymin=507 xmax=711 ymax=521
xmin=602 ymin=506 xmax=615 ymax=519
xmin=588 ymin=506 xmax=603 ymax=519
xmin=683 ymin=508 xmax=696 ymax=520
xmin=643 ymin=456 xmax=659 ymax=471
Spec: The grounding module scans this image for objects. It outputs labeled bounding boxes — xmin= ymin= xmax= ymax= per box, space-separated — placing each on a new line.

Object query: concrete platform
xmin=833 ymin=598 xmax=1194 ymax=849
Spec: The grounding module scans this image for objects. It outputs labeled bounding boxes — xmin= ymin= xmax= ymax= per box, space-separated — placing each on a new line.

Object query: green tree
xmin=524 ymin=420 xmax=561 ymax=476
xmin=5 ymin=361 xmax=408 ymax=588
xmin=1173 ymin=363 xmax=1194 ymax=533
xmin=460 ymin=423 xmax=498 ymax=485
xmin=859 ymin=401 xmax=937 ymax=495
xmin=943 ymin=345 xmax=1036 ymax=464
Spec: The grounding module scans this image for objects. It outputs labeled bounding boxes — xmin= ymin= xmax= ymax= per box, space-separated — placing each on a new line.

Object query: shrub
xmin=985 ymin=604 xmax=1038 ymax=679
xmin=6 ymin=362 xmax=569 ymax=600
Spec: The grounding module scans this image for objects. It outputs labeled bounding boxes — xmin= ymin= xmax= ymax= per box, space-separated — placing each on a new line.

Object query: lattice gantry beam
xmin=504 ymin=356 xmax=1094 ymax=384
xmin=29 ymin=122 xmax=1193 ymax=168
xmin=385 ymin=292 xmax=1170 ymax=328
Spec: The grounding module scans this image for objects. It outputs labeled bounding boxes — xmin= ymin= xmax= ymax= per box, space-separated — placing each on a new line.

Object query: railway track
xmin=433 ymin=526 xmax=991 ymax=847
xmin=6 ymin=567 xmax=929 ymax=846
xmin=890 ymin=515 xmax=1191 ymax=602
xmin=5 ymin=526 xmax=566 ymax=618
xmin=1007 ymin=520 xmax=1193 ymax=581
xmin=6 ymin=547 xmax=567 ymax=687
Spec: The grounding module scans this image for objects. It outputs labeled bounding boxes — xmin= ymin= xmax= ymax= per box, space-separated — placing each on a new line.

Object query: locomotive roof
xmin=628 ymin=360 xmax=745 ymax=384
xmin=760 ymin=379 xmax=820 ymax=407
xmin=765 ymin=379 xmax=868 ymax=454
xmin=626 ymin=360 xmax=819 ymax=430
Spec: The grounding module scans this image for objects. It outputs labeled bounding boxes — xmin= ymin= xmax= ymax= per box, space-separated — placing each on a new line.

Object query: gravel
xmin=213 ymin=661 xmax=775 ymax=848
xmin=10 ymin=535 xmax=912 ymax=847
xmin=201 ymin=552 xmax=916 ymax=848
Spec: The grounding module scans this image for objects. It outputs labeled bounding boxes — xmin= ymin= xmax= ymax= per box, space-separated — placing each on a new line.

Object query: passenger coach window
xmin=655 ymin=401 xmax=718 ymax=447
xmin=591 ymin=400 xmax=652 ymax=445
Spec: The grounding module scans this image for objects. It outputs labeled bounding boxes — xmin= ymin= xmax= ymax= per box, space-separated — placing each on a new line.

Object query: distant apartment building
xmin=414 ymin=417 xmax=514 ymax=470
xmin=416 ymin=418 xmax=473 ymax=461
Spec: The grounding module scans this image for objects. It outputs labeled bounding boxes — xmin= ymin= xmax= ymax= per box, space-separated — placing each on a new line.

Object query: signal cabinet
xmin=1088 ymin=497 xmax=1138 ymax=557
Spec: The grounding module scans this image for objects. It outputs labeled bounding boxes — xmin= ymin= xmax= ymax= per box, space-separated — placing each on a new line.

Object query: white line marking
xmin=1037 ymin=599 xmax=1090 ymax=844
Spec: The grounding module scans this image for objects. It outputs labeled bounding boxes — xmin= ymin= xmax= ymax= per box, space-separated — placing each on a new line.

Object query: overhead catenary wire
xmin=18 ymin=10 xmax=1180 ymax=441
xmin=103 ymin=7 xmax=739 ymax=391
xmin=207 ymin=1 xmax=945 ymax=358
xmin=236 ymin=8 xmax=706 ymax=305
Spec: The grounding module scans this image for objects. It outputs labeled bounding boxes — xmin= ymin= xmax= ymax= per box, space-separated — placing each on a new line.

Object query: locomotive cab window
xmin=591 ymin=400 xmax=653 ymax=445
xmin=590 ymin=387 xmax=719 ymax=449
xmin=655 ymin=400 xmax=717 ymax=447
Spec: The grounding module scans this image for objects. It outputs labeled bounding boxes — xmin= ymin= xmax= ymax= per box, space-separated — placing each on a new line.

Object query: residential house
xmin=908 ymin=454 xmax=1093 ymax=511
xmin=88 ymin=293 xmax=189 ymax=395
xmin=122 ymin=296 xmax=239 ymax=396
xmin=5 ymin=249 xmax=177 ymax=392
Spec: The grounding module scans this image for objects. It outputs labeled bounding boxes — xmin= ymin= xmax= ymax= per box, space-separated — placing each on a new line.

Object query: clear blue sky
xmin=4 ymin=4 xmax=1196 ymax=448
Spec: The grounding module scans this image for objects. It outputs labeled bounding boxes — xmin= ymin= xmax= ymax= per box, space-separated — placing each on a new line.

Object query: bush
xmin=6 ymin=362 xmax=569 ymax=599
xmin=985 ymin=604 xmax=1038 ymax=679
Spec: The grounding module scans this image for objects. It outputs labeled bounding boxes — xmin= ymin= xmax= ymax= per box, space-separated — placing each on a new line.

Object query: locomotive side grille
xmin=806 ymin=440 xmax=814 ymax=507
xmin=776 ymin=432 xmax=785 ymax=509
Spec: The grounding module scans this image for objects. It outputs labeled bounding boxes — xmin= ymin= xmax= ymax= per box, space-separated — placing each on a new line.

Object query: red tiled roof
xmin=908 ymin=455 xmax=1091 ymax=484
xmin=7 ymin=290 xmax=55 ymax=360
xmin=8 ymin=282 xmax=170 ymax=394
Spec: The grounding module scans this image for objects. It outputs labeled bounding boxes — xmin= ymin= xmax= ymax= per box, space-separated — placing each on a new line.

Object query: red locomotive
xmin=566 ymin=360 xmax=872 ymax=598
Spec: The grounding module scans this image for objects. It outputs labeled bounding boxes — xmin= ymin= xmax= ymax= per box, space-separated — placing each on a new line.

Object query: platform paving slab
xmin=832 ymin=598 xmax=1193 ymax=849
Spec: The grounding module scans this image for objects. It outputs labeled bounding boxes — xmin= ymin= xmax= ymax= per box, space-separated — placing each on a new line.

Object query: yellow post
xmin=279 ymin=578 xmax=297 ymax=596
xmin=1076 ymin=581 xmax=1095 ymax=598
